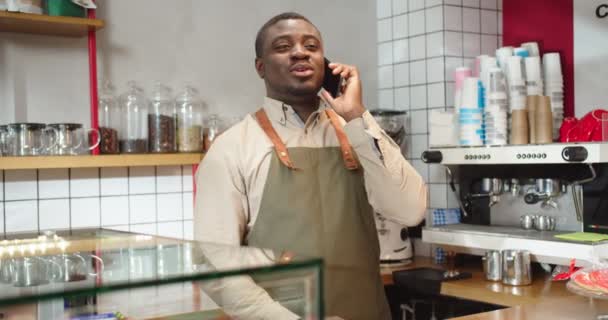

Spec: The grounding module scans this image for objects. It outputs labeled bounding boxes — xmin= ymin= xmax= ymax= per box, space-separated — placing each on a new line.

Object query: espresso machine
xmin=421 ymin=143 xmax=608 ymax=266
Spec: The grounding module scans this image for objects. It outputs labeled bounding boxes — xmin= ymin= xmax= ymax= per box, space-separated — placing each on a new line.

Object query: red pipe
xmin=88 ymin=6 xmax=100 ymax=155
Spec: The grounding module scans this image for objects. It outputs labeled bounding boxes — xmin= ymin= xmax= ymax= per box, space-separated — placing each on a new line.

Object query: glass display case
xmin=0 ymin=229 xmax=323 ymax=320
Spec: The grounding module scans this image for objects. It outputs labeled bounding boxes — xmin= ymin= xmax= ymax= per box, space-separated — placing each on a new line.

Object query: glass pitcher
xmin=47 ymin=123 xmax=100 ymax=156
xmin=5 ymin=123 xmax=58 ymax=156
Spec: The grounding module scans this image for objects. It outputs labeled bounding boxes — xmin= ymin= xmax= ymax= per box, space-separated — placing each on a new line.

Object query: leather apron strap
xmin=254 ymin=108 xmax=360 ymax=171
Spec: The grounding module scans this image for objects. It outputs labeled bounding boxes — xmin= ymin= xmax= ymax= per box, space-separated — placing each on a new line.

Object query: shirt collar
xmin=262 ymin=96 xmax=329 ymax=129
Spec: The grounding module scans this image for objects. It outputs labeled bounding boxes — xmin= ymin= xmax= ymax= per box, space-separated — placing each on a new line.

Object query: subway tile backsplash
xmin=376 ymin=0 xmax=501 ymax=246
xmin=0 ymin=166 xmax=195 ymax=240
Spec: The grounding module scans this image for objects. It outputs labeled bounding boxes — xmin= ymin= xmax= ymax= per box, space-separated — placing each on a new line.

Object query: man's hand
xmin=320 ymin=62 xmax=366 ymax=122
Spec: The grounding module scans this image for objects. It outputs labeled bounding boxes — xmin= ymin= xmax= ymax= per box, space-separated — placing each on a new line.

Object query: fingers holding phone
xmin=320 ymin=59 xmax=365 ymax=122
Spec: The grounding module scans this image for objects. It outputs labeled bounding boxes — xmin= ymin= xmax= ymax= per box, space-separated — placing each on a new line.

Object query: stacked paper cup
xmin=454 ymin=67 xmax=472 ymax=112
xmin=506 ymin=56 xmax=527 ymax=111
xmin=479 ymin=56 xmax=498 ymax=99
xmin=459 ymin=77 xmax=485 ymax=146
xmin=521 ymin=42 xmax=540 ymax=57
xmin=485 ymin=68 xmax=509 ymax=145
xmin=543 ymin=53 xmax=564 ymax=141
xmin=524 ymin=57 xmax=543 ymax=96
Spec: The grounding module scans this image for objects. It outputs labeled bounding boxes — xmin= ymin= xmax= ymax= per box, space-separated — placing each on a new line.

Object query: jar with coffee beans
xmin=119 ymin=81 xmax=149 ymax=153
xmin=148 ymin=82 xmax=176 ymax=153
xmin=98 ymin=80 xmax=120 ymax=154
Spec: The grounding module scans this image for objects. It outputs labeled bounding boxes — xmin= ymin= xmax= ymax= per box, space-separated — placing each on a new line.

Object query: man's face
xmin=256 ymin=19 xmax=325 ymax=99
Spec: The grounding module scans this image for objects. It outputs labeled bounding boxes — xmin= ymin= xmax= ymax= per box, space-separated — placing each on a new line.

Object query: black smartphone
xmin=322 ymin=58 xmax=342 ymax=98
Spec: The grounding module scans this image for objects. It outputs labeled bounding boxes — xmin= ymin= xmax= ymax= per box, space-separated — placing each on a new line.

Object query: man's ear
xmin=255 ymin=58 xmax=265 ymax=79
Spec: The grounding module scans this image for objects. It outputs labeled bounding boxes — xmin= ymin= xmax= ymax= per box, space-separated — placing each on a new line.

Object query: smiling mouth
xmin=290 ymin=64 xmax=314 ymax=77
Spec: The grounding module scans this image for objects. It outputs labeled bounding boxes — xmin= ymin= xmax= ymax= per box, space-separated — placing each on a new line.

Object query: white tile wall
xmin=184 ymin=220 xmax=194 ymax=240
xmin=129 ymin=166 xmax=156 ymax=194
xmin=71 ymin=168 xmax=100 ymax=198
xmin=39 ymin=169 xmax=69 ymax=199
xmin=101 ymin=167 xmax=129 ymax=196
xmin=376 ymin=0 xmax=501 ymax=230
xmin=395 ymin=87 xmax=410 ymax=110
xmin=378 ymin=89 xmax=395 ymax=108
xmin=462 ymin=0 xmax=480 ymax=8
xmin=393 ymin=39 xmax=410 ymax=63
xmin=412 ymin=160 xmax=429 ymax=183
xmin=183 ymin=192 xmax=194 ymax=220
xmin=428 ymin=83 xmax=446 ymax=107
xmin=445 ymin=31 xmax=463 ymax=56
xmin=378 ymin=65 xmax=395 ymax=89
xmin=409 ymin=0 xmax=425 ymax=11
xmin=426 ymin=32 xmax=444 ymax=57
xmin=378 ymin=0 xmax=393 ymax=19
xmin=481 ymin=9 xmax=498 ymax=34
xmin=408 ymin=11 xmax=425 ymax=36
xmin=393 ymin=14 xmax=409 ymax=39
xmin=426 ymin=0 xmax=443 ymax=7
xmin=157 ymin=221 xmax=183 ymax=239
xmin=378 ymin=19 xmax=393 ymax=42
xmin=0 ymin=202 xmax=3 ymax=233
xmin=480 ymin=0 xmax=497 ymax=10
xmin=411 ymin=85 xmax=427 ymax=109
xmin=462 ymin=8 xmax=481 ymax=33
xmin=394 ymin=63 xmax=410 ymax=87
xmin=71 ymin=197 xmax=101 ymax=228
xmin=463 ymin=33 xmax=481 ymax=57
xmin=429 ymin=184 xmax=448 ymax=208
xmin=0 ymin=165 xmax=195 ymax=239
xmin=481 ymin=34 xmax=499 ymax=55
xmin=130 ymin=194 xmax=157 ymax=224
xmin=429 ymin=164 xmax=447 ymax=183
xmin=427 ymin=58 xmax=445 ymax=82
xmin=5 ymin=201 xmax=38 ymax=233
xmin=410 ymin=110 xmax=428 ymax=134
xmin=426 ymin=6 xmax=443 ymax=33
xmin=393 ymin=0 xmax=407 ymax=15
xmin=444 ymin=6 xmax=462 ymax=31
xmin=101 ymin=196 xmax=129 ymax=226
xmin=157 ymin=193 xmax=183 ymax=222
xmin=410 ymin=60 xmax=427 ymax=85
xmin=156 ymin=166 xmax=182 ymax=193
xmin=378 ymin=42 xmax=394 ymax=66
xmin=410 ymin=35 xmax=426 ymax=60
xmin=39 ymin=199 xmax=70 ymax=230
xmin=5 ymin=170 xmax=37 ymax=200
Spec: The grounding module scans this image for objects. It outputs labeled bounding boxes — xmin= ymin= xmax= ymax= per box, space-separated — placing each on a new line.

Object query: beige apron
xmin=247 ymin=108 xmax=391 ymax=320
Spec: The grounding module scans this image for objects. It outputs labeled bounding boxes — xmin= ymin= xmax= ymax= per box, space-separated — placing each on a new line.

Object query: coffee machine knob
xmin=562 ymin=146 xmax=588 ymax=162
xmin=422 ymin=150 xmax=443 ymax=163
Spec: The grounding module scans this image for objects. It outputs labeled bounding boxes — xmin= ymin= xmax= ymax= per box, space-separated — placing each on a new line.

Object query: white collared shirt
xmin=194 ymin=97 xmax=427 ymax=246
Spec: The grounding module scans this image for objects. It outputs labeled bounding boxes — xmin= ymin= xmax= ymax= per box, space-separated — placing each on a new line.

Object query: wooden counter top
xmin=383 ymin=257 xmax=603 ymax=320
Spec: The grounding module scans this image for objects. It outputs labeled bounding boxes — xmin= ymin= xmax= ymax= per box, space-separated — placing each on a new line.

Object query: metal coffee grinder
xmin=370 ymin=109 xmax=413 ymax=266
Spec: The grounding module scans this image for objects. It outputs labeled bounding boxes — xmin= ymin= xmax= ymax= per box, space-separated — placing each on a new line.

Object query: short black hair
xmin=255 ymin=12 xmax=318 ymax=58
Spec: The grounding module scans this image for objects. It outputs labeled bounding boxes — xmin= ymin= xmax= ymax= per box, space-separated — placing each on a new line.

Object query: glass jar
xmin=148 ymin=82 xmax=176 ymax=153
xmin=0 ymin=125 xmax=7 ymax=156
xmin=176 ymin=85 xmax=206 ymax=152
xmin=98 ymin=81 xmax=120 ymax=154
xmin=119 ymin=81 xmax=149 ymax=154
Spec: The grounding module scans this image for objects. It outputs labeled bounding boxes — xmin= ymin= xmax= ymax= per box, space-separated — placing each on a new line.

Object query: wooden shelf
xmin=0 ymin=11 xmax=104 ymax=37
xmin=0 ymin=154 xmax=204 ymax=170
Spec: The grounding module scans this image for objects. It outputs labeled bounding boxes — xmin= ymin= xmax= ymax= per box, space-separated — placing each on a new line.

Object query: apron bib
xmin=246 ymin=109 xmax=391 ymax=320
